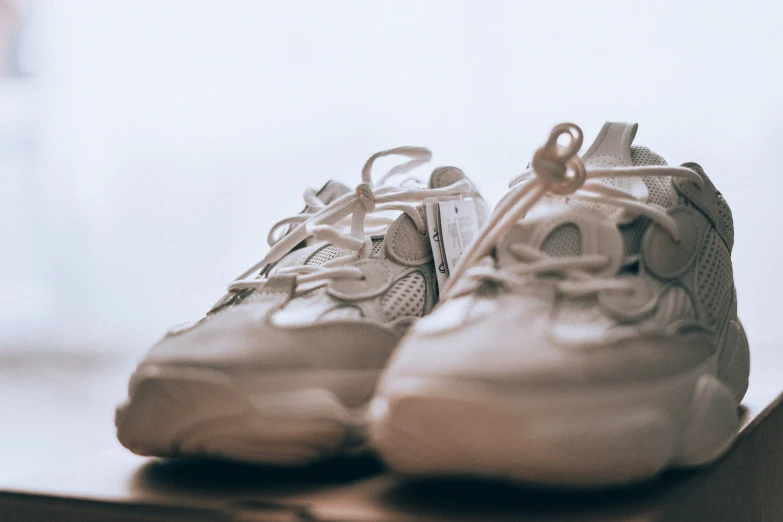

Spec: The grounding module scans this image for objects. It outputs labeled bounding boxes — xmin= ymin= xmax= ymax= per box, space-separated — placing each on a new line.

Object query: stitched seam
xmin=392 ymin=219 xmax=419 ymax=261
xmin=587 ymin=153 xmax=626 ymax=164
xmin=433 ymin=170 xmax=445 ymax=187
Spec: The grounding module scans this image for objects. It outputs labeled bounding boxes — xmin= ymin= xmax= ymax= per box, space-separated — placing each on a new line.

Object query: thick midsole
xmin=371 ymin=356 xmax=740 ymax=484
xmin=378 ymin=355 xmax=723 ymax=419
xmin=130 ymin=364 xmax=382 ymax=409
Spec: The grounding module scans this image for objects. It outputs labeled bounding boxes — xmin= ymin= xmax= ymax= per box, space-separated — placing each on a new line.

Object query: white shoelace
xmin=227 ymin=146 xmax=473 ymax=292
xmin=444 ymin=123 xmax=704 ymax=299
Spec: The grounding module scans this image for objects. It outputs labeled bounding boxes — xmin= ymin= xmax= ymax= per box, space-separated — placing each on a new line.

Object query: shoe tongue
xmin=495 ymin=207 xmax=625 ymax=277
xmin=428 ymin=166 xmax=468 ymax=189
xmin=583 ymin=122 xmax=638 ymax=167
xmin=578 ymin=122 xmax=650 ymax=212
xmin=316 ymin=180 xmax=351 ymax=204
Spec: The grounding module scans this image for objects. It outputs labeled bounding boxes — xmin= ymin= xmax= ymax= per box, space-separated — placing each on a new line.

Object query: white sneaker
xmin=116 ymin=147 xmax=487 ymax=464
xmin=370 ymin=123 xmax=750 ymax=485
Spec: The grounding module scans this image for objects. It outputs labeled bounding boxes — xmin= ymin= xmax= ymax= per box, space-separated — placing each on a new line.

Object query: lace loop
xmin=529 ymin=122 xmax=586 ymax=195
xmin=361 ymin=146 xmax=433 ymax=185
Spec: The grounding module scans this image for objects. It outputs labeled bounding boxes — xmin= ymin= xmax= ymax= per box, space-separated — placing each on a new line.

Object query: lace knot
xmin=531 ymin=148 xmax=568 ymax=183
xmin=531 ymin=122 xmax=586 ymax=196
xmin=355 ymin=182 xmax=376 ymax=212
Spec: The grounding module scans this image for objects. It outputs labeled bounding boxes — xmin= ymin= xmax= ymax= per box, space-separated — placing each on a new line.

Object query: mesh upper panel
xmin=645 ymin=179 xmax=674 ymax=208
xmin=269 ymin=247 xmax=314 ymax=273
xmin=307 ymin=239 xmax=384 ymax=266
xmin=381 ymin=272 xmax=426 ymax=321
xmin=541 ymin=224 xmax=581 ymax=257
xmin=714 ymin=193 xmax=735 ymax=252
xmin=630 ymin=146 xmax=667 ymax=166
xmin=696 ymin=229 xmax=733 ymax=324
xmin=306 ymin=245 xmax=339 ymax=266
xmin=631 ymin=146 xmax=674 ymax=208
xmin=370 ymin=239 xmax=384 ymax=258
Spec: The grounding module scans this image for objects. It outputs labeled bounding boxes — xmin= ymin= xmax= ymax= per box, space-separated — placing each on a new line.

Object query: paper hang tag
xmin=424 ymin=198 xmax=449 ymax=290
xmin=438 ymin=199 xmax=480 ymax=273
xmin=425 ymin=196 xmax=480 ymax=292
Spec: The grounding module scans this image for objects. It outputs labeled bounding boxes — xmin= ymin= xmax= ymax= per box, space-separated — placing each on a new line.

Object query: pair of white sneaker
xmin=116 ymin=122 xmax=749 ymax=486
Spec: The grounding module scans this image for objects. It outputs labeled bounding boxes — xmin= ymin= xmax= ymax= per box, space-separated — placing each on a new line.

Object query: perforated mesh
xmin=644 ymin=177 xmax=674 ymax=208
xmin=541 ymin=224 xmax=581 ymax=257
xmin=631 ymin=146 xmax=675 ymax=209
xmin=370 ymin=239 xmax=384 ymax=258
xmin=306 ymin=239 xmax=384 ymax=265
xmin=270 ymin=247 xmax=313 ymax=272
xmin=714 ymin=193 xmax=735 ymax=251
xmin=306 ymin=245 xmax=338 ymax=266
xmin=696 ymin=229 xmax=733 ymax=324
xmin=630 ymin=146 xmax=667 ymax=166
xmin=381 ymin=272 xmax=426 ymax=321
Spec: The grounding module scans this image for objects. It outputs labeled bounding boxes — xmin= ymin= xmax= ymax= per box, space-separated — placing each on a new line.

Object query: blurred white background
xmin=1 ymin=0 xmax=782 ymax=353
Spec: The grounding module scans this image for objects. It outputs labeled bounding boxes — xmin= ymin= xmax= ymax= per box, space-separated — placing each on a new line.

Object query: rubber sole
xmin=115 ymin=366 xmax=372 ymax=465
xmin=369 ymin=363 xmax=741 ymax=486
